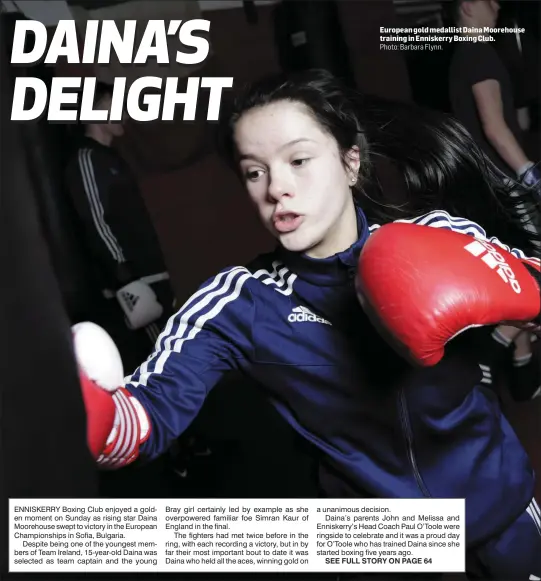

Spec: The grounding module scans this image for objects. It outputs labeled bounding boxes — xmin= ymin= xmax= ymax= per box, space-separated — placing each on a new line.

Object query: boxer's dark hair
xmin=218 ymin=68 xmax=541 ymax=255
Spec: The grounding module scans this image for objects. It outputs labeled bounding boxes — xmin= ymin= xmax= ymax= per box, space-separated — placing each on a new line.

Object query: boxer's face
xmin=234 ymin=100 xmax=360 ymax=259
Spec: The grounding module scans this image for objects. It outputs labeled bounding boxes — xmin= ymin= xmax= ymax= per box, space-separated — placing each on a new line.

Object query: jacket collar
xmin=277 ymin=204 xmax=370 ymax=286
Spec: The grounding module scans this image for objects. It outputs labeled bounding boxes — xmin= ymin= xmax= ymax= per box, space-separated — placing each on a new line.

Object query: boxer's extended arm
xmin=77 ymin=266 xmax=255 ymax=467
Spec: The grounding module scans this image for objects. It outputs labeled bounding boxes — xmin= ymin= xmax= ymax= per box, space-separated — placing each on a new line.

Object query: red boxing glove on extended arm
xmin=79 ymin=369 xmax=117 ymax=460
xmin=73 ymin=323 xmax=150 ymax=466
xmin=79 ymin=372 xmax=149 ymax=467
xmin=356 ymin=223 xmax=541 ymax=367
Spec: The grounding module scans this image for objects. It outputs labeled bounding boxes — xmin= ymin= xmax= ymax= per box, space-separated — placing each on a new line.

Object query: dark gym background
xmin=2 ymin=1 xmax=540 ymax=580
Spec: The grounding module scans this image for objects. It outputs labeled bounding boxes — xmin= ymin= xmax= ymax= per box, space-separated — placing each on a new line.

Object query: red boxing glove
xmin=79 ymin=370 xmax=117 ymax=460
xmin=356 ymin=223 xmax=541 ymax=367
xmin=72 ymin=322 xmax=150 ymax=466
xmin=78 ymin=371 xmax=149 ymax=465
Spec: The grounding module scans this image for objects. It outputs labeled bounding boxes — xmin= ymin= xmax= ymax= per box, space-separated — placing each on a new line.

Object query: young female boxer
xmin=79 ymin=69 xmax=541 ymax=579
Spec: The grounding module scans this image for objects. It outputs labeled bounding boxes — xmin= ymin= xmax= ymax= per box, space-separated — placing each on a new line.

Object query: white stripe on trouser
xmin=526 ymin=498 xmax=541 ymax=536
xmin=77 ymin=149 xmax=126 ymax=262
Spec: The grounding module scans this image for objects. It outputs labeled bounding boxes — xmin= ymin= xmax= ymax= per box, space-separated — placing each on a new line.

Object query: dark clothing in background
xmin=1 ymin=36 xmax=97 ymax=581
xmin=449 ymin=42 xmax=523 ymax=178
xmin=65 ymin=135 xmax=168 ymax=290
xmin=64 ymin=135 xmax=177 ymax=497
xmin=64 ymin=135 xmax=175 ymax=371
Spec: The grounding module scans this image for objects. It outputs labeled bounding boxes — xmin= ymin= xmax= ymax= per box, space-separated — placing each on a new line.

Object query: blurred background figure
xmin=446 ymin=0 xmax=540 ymax=404
xmin=64 ymin=82 xmax=173 ymax=368
xmin=64 ymin=81 xmax=212 ymax=498
xmin=448 ymin=0 xmax=538 ymax=184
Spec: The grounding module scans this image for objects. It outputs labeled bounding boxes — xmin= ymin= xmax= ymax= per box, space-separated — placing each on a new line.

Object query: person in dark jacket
xmin=64 ymin=81 xmax=210 ymax=495
xmin=64 ymin=81 xmax=174 ymax=366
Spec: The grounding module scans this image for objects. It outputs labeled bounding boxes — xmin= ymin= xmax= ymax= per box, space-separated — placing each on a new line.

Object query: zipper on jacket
xmin=398 ymin=389 xmax=431 ymax=497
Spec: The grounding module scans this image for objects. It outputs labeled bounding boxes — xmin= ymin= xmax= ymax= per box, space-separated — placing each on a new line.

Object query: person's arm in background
xmin=458 ymin=43 xmax=537 ymax=183
xmin=472 ymin=78 xmax=532 ymax=176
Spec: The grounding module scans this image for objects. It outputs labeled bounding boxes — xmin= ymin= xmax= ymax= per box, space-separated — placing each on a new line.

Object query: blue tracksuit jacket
xmin=123 ymin=206 xmax=538 ymax=547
